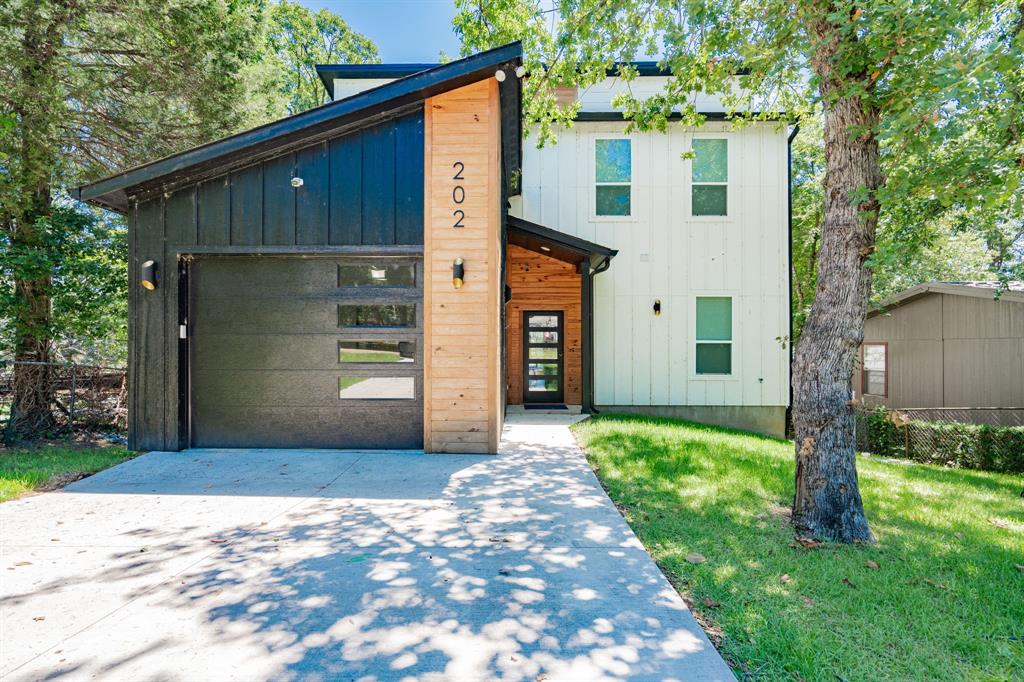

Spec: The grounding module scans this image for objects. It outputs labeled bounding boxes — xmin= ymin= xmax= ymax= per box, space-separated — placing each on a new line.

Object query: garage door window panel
xmin=339 ymin=376 xmax=416 ymax=400
xmin=339 ymin=340 xmax=415 ymax=363
xmin=338 ymin=261 xmax=416 ymax=287
xmin=338 ymin=303 xmax=417 ymax=328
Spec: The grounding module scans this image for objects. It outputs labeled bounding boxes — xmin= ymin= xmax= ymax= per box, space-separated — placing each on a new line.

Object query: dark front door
xmin=522 ymin=311 xmax=564 ymax=403
xmin=189 ymin=255 xmax=423 ymax=449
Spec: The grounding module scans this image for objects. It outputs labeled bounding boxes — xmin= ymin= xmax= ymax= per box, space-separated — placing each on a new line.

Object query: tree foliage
xmin=0 ymin=0 xmax=379 ymax=438
xmin=0 ymin=202 xmax=127 ymax=364
xmin=455 ymin=0 xmax=1024 ymax=541
xmin=265 ymin=0 xmax=380 ymax=115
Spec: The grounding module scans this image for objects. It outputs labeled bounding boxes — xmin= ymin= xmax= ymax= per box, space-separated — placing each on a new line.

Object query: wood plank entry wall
xmin=423 ymin=79 xmax=503 ymax=453
xmin=505 ymin=244 xmax=583 ymax=405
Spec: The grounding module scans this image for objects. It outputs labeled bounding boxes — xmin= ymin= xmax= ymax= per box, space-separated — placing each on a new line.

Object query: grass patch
xmin=573 ymin=414 xmax=1024 ymax=680
xmin=0 ymin=445 xmax=135 ymax=502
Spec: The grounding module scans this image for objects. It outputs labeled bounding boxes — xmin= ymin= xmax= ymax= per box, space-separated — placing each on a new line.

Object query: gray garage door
xmin=189 ymin=256 xmax=423 ymax=449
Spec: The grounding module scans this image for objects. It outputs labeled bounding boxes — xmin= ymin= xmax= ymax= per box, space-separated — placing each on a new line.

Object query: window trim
xmin=689 ymin=134 xmax=730 ymax=219
xmin=691 ymin=294 xmax=737 ymax=379
xmin=590 ymin=134 xmax=637 ymax=221
xmin=861 ymin=342 xmax=888 ymax=398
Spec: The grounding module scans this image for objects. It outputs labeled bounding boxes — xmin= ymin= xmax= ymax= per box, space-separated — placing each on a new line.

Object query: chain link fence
xmin=0 ymin=361 xmax=127 ymax=436
xmin=891 ymin=407 xmax=1024 ymax=427
xmin=855 ymin=406 xmax=1024 ymax=473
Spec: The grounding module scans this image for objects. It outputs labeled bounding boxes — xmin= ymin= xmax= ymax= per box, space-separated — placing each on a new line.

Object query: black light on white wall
xmin=140 ymin=260 xmax=158 ymax=290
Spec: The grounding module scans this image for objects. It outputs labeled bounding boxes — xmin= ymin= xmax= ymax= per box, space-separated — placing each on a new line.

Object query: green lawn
xmin=573 ymin=415 xmax=1023 ymax=681
xmin=0 ymin=445 xmax=135 ymax=502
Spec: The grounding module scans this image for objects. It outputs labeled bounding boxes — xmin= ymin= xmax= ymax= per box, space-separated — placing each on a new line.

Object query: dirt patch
xmin=37 ymin=471 xmax=91 ymax=492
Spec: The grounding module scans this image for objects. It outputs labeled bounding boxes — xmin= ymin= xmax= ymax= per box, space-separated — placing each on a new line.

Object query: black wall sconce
xmin=653 ymin=299 xmax=662 ymax=316
xmin=140 ymin=260 xmax=158 ymax=290
xmin=452 ymin=258 xmax=465 ymax=289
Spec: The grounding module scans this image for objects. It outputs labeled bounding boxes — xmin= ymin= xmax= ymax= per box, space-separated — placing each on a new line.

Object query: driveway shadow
xmin=2 ymin=422 xmax=731 ymax=681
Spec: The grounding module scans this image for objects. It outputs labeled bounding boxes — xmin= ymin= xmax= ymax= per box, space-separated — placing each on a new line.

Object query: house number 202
xmin=452 ymin=161 xmax=466 ymax=228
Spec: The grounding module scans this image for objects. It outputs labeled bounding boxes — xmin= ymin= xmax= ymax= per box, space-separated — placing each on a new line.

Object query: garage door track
xmin=1 ymin=415 xmax=732 ymax=681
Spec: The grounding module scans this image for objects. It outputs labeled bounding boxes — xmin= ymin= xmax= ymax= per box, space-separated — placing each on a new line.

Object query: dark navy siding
xmin=128 ymin=110 xmax=425 ymax=450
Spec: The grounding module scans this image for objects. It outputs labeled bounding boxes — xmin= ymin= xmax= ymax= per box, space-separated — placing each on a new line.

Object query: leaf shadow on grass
xmin=574 ymin=414 xmax=1024 ymax=680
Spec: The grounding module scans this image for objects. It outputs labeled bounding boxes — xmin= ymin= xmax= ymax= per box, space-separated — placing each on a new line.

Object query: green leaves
xmin=265 ymin=0 xmax=380 ymax=115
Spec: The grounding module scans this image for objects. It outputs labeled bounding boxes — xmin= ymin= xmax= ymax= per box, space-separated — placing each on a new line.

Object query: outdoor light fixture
xmin=540 ymin=245 xmax=551 ymax=252
xmin=515 ymin=66 xmax=527 ymax=78
xmin=653 ymin=299 xmax=662 ymax=316
xmin=494 ymin=69 xmax=506 ymax=82
xmin=452 ymin=258 xmax=465 ymax=289
xmin=290 ymin=176 xmax=304 ymax=188
xmin=140 ymin=260 xmax=158 ymax=291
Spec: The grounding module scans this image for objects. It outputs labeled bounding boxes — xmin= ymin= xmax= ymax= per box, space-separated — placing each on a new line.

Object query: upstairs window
xmin=692 ymin=138 xmax=728 ymax=216
xmin=595 ymin=138 xmax=631 ymax=216
xmin=696 ymin=296 xmax=733 ymax=375
xmin=862 ymin=343 xmax=888 ymax=397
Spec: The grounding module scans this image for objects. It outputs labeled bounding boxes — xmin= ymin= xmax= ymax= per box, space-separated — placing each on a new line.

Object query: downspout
xmin=786 ymin=123 xmax=800 ymax=435
xmin=586 ymin=255 xmax=614 ymax=414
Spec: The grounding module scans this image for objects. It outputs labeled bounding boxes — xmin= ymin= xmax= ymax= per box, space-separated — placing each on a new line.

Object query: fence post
xmin=904 ymin=422 xmax=910 ymax=460
xmin=68 ymin=363 xmax=77 ymax=430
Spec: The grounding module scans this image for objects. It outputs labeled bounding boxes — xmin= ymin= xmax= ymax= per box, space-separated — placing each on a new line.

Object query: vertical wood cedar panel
xmin=362 ymin=124 xmax=397 ymax=245
xmin=230 ymin=165 xmax=262 ymax=246
xmin=515 ymin=121 xmax=789 ymax=409
xmin=263 ymin=153 xmax=296 ymax=245
xmin=423 ymin=78 xmax=502 ymax=453
xmin=328 ymin=131 xmax=362 ymax=245
xmin=394 ymin=110 xmax=425 ymax=244
xmin=135 ymin=197 xmax=166 ymax=450
xmin=197 ymin=177 xmax=230 ymax=245
xmin=505 ymin=245 xmax=582 ymax=405
xmin=164 ymin=187 xmax=196 ymax=449
xmin=296 ymin=142 xmax=329 ymax=245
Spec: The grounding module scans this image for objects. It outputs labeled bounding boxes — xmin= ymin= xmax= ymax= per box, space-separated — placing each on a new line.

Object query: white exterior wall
xmin=332 ymin=77 xmax=395 ymax=100
xmin=576 ymin=76 xmax=728 ymax=113
xmin=510 ymin=119 xmax=790 ymax=408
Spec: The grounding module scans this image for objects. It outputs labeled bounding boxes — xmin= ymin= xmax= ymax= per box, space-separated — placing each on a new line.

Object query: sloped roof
xmin=870 ymin=280 xmax=1024 ymax=317
xmin=507 ymin=215 xmax=617 ymax=270
xmin=75 ymin=43 xmax=522 ymax=213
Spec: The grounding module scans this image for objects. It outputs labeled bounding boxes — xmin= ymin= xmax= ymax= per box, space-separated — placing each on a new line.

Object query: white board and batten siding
xmin=510 ymin=120 xmax=790 ymax=409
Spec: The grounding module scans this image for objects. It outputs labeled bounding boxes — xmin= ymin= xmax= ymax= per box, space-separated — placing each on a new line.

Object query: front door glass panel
xmin=523 ymin=311 xmax=564 ymax=403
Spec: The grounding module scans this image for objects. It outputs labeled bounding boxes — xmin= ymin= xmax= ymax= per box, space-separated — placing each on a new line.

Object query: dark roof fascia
xmin=317 ymin=61 xmax=749 ymax=86
xmin=574 ymin=111 xmax=789 ymax=123
xmin=507 ymin=215 xmax=617 ymax=269
xmin=76 ymin=42 xmax=522 ymax=213
xmin=316 ymin=63 xmax=440 ymax=98
xmin=605 ymin=62 xmax=750 ymax=77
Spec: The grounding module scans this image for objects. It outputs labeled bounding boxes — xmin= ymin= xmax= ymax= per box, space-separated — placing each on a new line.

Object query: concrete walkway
xmin=1 ymin=415 xmax=732 ymax=681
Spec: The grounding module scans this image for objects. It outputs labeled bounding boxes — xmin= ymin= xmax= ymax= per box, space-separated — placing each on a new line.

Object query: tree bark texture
xmin=791 ymin=9 xmax=880 ymax=542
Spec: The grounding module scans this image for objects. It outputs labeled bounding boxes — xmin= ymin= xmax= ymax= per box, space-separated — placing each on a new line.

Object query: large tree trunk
xmin=3 ymin=7 xmax=61 ymax=441
xmin=791 ymin=12 xmax=882 ymax=542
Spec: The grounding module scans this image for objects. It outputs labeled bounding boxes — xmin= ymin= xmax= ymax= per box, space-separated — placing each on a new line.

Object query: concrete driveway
xmin=1 ymin=415 xmax=732 ymax=681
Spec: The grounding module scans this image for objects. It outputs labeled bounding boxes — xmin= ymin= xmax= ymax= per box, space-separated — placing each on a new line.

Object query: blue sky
xmin=300 ymin=1 xmax=462 ymax=62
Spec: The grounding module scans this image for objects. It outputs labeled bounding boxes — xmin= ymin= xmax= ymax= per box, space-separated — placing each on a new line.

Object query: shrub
xmin=858 ymin=408 xmax=1024 ymax=474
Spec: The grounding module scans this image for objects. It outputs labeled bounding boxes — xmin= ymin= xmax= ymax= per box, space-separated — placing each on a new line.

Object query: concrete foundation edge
xmin=593 ymin=405 xmax=788 ymax=438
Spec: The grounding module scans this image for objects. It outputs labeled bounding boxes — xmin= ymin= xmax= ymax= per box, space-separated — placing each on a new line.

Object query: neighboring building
xmin=75 ymin=42 xmax=792 ymax=454
xmin=853 ymin=281 xmax=1024 ymax=424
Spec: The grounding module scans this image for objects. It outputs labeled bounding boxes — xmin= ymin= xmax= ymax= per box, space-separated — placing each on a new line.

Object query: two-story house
xmin=75 ymin=42 xmax=791 ymax=453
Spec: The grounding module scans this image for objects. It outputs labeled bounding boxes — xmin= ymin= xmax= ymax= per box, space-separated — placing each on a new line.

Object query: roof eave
xmin=78 ymin=42 xmax=522 ymax=213
xmin=507 ymin=215 xmax=617 ymax=270
xmin=868 ymin=282 xmax=1024 ymax=317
